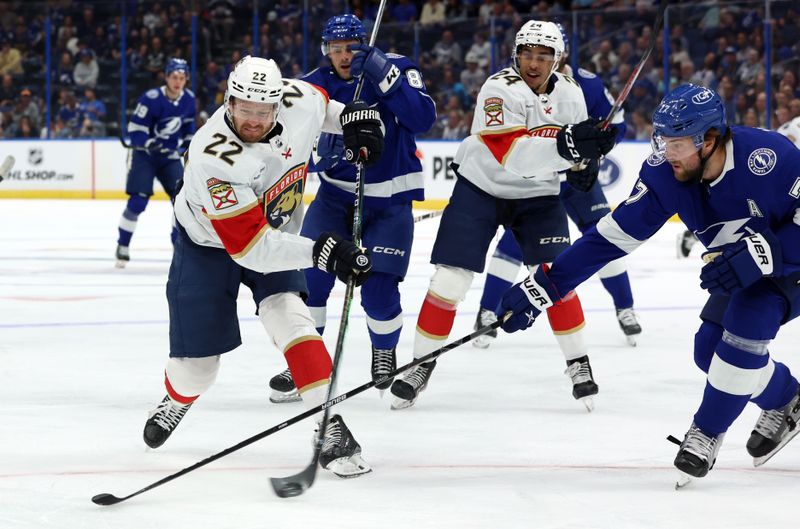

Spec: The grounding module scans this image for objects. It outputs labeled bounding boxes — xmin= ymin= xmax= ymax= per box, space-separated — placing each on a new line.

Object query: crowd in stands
xmin=1 ymin=0 xmax=799 ymax=143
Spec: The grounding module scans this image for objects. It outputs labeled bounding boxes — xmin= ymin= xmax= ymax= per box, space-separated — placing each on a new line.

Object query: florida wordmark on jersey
xmin=453 ymin=69 xmax=588 ymax=199
xmin=303 ymin=54 xmax=436 ymax=207
xmin=174 ymin=79 xmax=344 ymax=274
xmin=127 ymin=87 xmax=196 ymax=158
xmin=546 ymin=126 xmax=800 ymax=293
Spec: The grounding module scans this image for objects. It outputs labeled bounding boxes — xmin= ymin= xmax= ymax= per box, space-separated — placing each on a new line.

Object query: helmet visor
xmin=651 ymin=133 xmax=703 ymax=162
xmin=229 ymin=100 xmax=279 ymax=123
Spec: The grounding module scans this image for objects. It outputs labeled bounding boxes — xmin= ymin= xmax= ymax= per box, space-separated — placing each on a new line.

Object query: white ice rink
xmin=2 ymin=199 xmax=799 ymax=529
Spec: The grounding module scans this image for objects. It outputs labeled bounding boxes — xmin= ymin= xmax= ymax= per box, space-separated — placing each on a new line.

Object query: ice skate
xmin=747 ymin=387 xmax=800 ymax=467
xmin=268 ymin=368 xmax=301 ymax=403
xmin=143 ymin=395 xmax=193 ymax=448
xmin=371 ymin=346 xmax=397 ymax=392
xmin=616 ymin=307 xmax=642 ymax=346
xmin=318 ymin=414 xmax=371 ymax=478
xmin=676 ymin=229 xmax=697 ymax=258
xmin=673 ymin=422 xmax=724 ymax=479
xmin=115 ymin=245 xmax=130 ymax=268
xmin=565 ymin=356 xmax=598 ymax=411
xmin=472 ymin=308 xmax=498 ymax=349
xmin=390 ymin=360 xmax=437 ymax=410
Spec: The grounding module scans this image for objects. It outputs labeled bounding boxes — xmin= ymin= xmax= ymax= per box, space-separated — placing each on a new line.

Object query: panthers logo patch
xmin=484 ymin=97 xmax=504 ymax=126
xmin=263 ymin=163 xmax=307 ymax=228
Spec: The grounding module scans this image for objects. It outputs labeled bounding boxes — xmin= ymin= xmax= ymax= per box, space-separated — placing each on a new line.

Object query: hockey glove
xmin=556 ymin=118 xmax=617 ymax=164
xmin=313 ymin=231 xmax=372 ymax=286
xmin=340 ymin=100 xmax=384 ymax=167
xmin=566 ymin=158 xmax=600 ymax=193
xmin=312 ymin=132 xmax=345 ymax=172
xmin=497 ymin=265 xmax=558 ymax=333
xmin=349 ymin=43 xmax=402 ymax=96
xmin=144 ymin=138 xmax=171 ymax=155
xmin=699 ymin=231 xmax=783 ymax=295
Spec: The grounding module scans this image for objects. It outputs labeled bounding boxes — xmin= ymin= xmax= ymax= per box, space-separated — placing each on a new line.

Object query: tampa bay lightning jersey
xmin=303 ymin=54 xmax=436 ymax=207
xmin=574 ymin=67 xmax=627 ymax=141
xmin=547 ymin=126 xmax=800 ymax=292
xmin=127 ymin=86 xmax=196 ymax=159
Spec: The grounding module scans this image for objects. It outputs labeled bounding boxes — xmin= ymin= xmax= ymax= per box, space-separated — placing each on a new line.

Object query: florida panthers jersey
xmin=302 ymin=54 xmax=436 ymax=207
xmin=127 ymin=87 xmax=196 ymax=159
xmin=173 ymin=79 xmax=344 ymax=274
xmin=545 ymin=126 xmax=800 ymax=292
xmin=777 ymin=116 xmax=800 ymax=149
xmin=453 ymin=68 xmax=588 ymax=199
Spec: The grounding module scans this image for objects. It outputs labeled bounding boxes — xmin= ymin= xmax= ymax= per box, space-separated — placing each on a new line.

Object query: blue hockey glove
xmin=566 ymin=158 xmax=599 ymax=192
xmin=313 ymin=132 xmax=345 ymax=172
xmin=699 ymin=231 xmax=783 ymax=295
xmin=144 ymin=138 xmax=170 ymax=155
xmin=349 ymin=43 xmax=402 ymax=95
xmin=497 ymin=265 xmax=558 ymax=333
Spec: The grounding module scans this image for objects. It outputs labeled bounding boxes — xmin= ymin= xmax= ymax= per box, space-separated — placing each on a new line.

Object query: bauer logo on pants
xmin=207 ymin=178 xmax=238 ymax=210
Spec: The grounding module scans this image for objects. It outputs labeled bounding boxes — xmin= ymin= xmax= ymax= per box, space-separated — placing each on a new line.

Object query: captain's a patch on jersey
xmin=484 ymin=97 xmax=504 ymax=126
xmin=207 ymin=178 xmax=238 ymax=210
xmin=263 ymin=163 xmax=307 ymax=229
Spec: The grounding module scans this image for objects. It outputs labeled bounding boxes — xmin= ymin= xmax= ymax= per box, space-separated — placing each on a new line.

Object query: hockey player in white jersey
xmin=141 ymin=56 xmax=382 ymax=478
xmin=389 ymin=20 xmax=616 ymax=410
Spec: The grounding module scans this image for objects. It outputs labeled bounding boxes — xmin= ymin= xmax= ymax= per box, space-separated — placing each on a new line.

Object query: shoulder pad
xmin=185 ymin=88 xmax=196 ymax=98
xmin=146 ymin=89 xmax=159 ymax=99
xmin=577 ymin=68 xmax=597 ymax=79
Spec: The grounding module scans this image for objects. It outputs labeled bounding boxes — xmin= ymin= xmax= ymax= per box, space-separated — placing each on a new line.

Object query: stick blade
xmin=270 ymin=463 xmax=317 ymax=498
xmin=92 ymin=493 xmax=124 ymax=506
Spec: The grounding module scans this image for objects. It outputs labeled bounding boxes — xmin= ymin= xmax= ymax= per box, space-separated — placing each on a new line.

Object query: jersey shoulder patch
xmin=577 ymin=68 xmax=597 ymax=79
xmin=146 ymin=89 xmax=160 ymax=99
xmin=646 ymin=151 xmax=667 ymax=167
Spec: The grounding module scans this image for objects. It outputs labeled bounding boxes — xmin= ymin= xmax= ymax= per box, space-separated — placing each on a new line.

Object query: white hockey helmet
xmin=512 ymin=20 xmax=564 ymax=76
xmin=224 ymin=55 xmax=284 ymax=123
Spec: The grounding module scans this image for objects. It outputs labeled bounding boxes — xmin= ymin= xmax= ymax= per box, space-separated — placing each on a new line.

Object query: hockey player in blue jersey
xmin=472 ymin=23 xmax=642 ymax=349
xmin=498 ymin=84 xmax=800 ymax=480
xmin=267 ymin=14 xmax=436 ymax=403
xmin=115 ymin=58 xmax=196 ymax=268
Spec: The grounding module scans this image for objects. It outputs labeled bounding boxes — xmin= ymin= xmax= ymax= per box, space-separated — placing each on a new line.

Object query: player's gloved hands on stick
xmin=556 ymin=118 xmax=617 ymax=163
xmin=497 ymin=265 xmax=559 ymax=333
xmin=340 ymin=100 xmax=384 ymax=167
xmin=699 ymin=231 xmax=782 ymax=295
xmin=313 ymin=132 xmax=345 ymax=172
xmin=566 ymin=157 xmax=599 ymax=192
xmin=349 ymin=44 xmax=402 ymax=95
xmin=144 ymin=138 xmax=171 ymax=154
xmin=313 ymin=231 xmax=372 ymax=286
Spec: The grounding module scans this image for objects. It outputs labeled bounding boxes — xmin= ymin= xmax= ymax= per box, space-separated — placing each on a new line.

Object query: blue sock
xmin=600 ymin=272 xmax=634 ymax=310
xmin=751 ymin=361 xmax=799 ymax=410
xmin=480 ymin=273 xmax=513 ymax=312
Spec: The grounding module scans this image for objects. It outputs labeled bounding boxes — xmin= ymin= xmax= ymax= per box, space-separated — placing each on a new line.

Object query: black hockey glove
xmin=556 ymin=118 xmax=617 ymax=164
xmin=566 ymin=158 xmax=599 ymax=193
xmin=340 ymin=100 xmax=384 ymax=167
xmin=313 ymin=231 xmax=372 ymax=286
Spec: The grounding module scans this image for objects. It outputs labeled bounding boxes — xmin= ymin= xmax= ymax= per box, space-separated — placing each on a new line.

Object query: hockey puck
xmin=275 ymin=483 xmax=304 ymax=498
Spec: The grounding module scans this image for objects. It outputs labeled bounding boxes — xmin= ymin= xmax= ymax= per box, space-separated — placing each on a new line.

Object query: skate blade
xmin=675 ymin=471 xmax=693 ymax=489
xmin=324 ymin=453 xmax=372 ymax=478
xmin=269 ymin=390 xmax=301 ymax=404
xmin=580 ymin=396 xmax=595 ymax=412
xmin=115 ymin=260 xmax=128 ymax=269
xmin=472 ymin=337 xmax=492 ymax=349
xmin=753 ymin=427 xmax=800 ymax=467
xmin=625 ymin=335 xmax=638 ymax=346
xmin=390 ymin=396 xmax=417 ymax=410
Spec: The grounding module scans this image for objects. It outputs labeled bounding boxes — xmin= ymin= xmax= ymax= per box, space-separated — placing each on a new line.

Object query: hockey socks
xmin=546 ymin=290 xmax=588 ymax=360
xmin=415 ymin=291 xmax=458 ymax=357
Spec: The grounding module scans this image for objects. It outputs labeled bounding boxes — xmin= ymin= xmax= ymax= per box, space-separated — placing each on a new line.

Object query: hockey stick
xmin=91 ymin=319 xmax=504 ymax=506
xmin=0 ymin=155 xmax=15 ymax=182
xmin=413 ymin=209 xmax=444 ymax=223
xmin=269 ymin=0 xmax=390 ymax=499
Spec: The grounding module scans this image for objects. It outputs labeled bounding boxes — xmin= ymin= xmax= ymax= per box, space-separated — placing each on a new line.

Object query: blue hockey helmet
xmin=556 ymin=22 xmax=570 ymax=58
xmin=651 ymin=83 xmax=728 ymax=158
xmin=165 ymin=58 xmax=189 ymax=76
xmin=321 ymin=14 xmax=366 ymax=55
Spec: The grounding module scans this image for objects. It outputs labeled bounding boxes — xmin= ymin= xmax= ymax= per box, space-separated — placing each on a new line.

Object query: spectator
xmin=12 ymin=88 xmax=41 ymax=131
xmin=736 ymin=48 xmax=763 ymax=88
xmin=431 ymin=29 xmax=463 ymax=68
xmin=775 ymin=106 xmax=791 ymax=129
xmin=467 ymin=31 xmax=492 ymax=70
xmin=145 ymin=36 xmax=167 ymax=75
xmin=0 ymin=37 xmax=22 ymax=75
xmin=743 ymin=107 xmax=759 ymax=128
xmin=55 ymin=51 xmax=74 ymax=86
xmin=590 ymin=40 xmax=618 ymax=73
xmin=790 ymin=98 xmax=800 ymax=119
xmin=460 ymin=52 xmax=485 ymax=98
xmin=690 ymin=52 xmax=717 ymax=88
xmin=610 ymin=63 xmax=632 ymax=96
xmin=14 ymin=115 xmax=36 ymax=138
xmin=629 ymin=110 xmax=653 ymax=141
xmin=445 ymin=0 xmax=470 ymax=21
xmin=0 ymin=72 xmax=13 ymax=104
xmin=57 ymin=90 xmax=82 ymax=134
xmin=441 ymin=109 xmax=467 ymax=139
xmin=78 ymin=115 xmax=106 ymax=137
xmin=73 ymin=49 xmax=99 ymax=89
xmin=79 ymin=87 xmax=107 ymax=124
xmin=420 ymin=0 xmax=446 ymax=26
